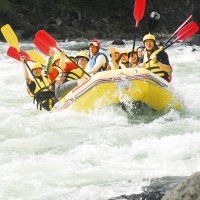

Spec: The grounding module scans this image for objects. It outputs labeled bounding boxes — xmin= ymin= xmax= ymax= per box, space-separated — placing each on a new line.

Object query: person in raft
xmin=109 ymin=45 xmax=121 ymax=70
xmin=128 ymin=50 xmax=139 ymax=68
xmin=20 ymin=57 xmax=55 ymax=111
xmin=119 ymin=49 xmax=129 ymax=68
xmin=136 ymin=46 xmax=145 ymax=59
xmin=85 ymin=39 xmax=109 ymax=74
xmin=46 ymin=48 xmax=77 ymax=83
xmin=49 ymin=50 xmax=86 ymax=100
xmin=74 ymin=50 xmax=89 ymax=69
xmin=139 ymin=33 xmax=172 ymax=82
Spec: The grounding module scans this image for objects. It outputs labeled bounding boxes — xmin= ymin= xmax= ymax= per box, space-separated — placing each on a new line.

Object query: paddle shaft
xmin=165 ymin=15 xmax=193 ymax=46
xmin=132 ymin=28 xmax=138 ymax=54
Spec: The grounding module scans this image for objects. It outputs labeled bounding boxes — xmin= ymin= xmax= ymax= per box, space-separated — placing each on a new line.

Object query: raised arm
xmin=20 ymin=56 xmax=31 ymax=84
xmin=46 ymin=47 xmax=55 ymax=74
xmin=109 ymin=45 xmax=119 ymax=70
xmin=59 ymin=51 xmax=66 ymax=70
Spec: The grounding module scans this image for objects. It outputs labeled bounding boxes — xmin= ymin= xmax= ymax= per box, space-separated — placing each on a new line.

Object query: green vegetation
xmin=0 ymin=0 xmax=199 ymax=40
xmin=0 ymin=0 xmax=11 ymax=11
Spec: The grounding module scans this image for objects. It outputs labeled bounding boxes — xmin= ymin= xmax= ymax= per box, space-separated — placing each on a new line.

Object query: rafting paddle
xmin=33 ymin=37 xmax=51 ymax=56
xmin=132 ymin=0 xmax=146 ymax=53
xmin=165 ymin=15 xmax=193 ymax=46
xmin=167 ymin=21 xmax=199 ymax=47
xmin=28 ymin=50 xmax=47 ymax=65
xmin=1 ymin=24 xmax=43 ymax=90
xmin=7 ymin=47 xmax=33 ymax=62
xmin=35 ymin=30 xmax=91 ymax=77
xmin=1 ymin=24 xmax=19 ymax=51
xmin=144 ymin=21 xmax=199 ymax=64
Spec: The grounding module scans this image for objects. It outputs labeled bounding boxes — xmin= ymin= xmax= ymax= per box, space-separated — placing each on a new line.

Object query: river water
xmin=0 ymin=40 xmax=200 ymax=200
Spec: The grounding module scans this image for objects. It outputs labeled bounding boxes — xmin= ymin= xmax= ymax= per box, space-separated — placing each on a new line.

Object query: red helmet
xmin=88 ymin=39 xmax=100 ymax=48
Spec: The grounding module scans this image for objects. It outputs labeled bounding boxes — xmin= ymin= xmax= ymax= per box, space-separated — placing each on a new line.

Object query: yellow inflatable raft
xmin=52 ymin=68 xmax=183 ymax=112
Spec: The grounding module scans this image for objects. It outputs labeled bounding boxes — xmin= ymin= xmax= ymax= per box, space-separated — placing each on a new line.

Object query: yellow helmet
xmin=128 ymin=48 xmax=137 ymax=54
xmin=30 ymin=62 xmax=43 ymax=70
xmin=113 ymin=48 xmax=120 ymax=54
xmin=52 ymin=54 xmax=61 ymax=64
xmin=75 ymin=50 xmax=89 ymax=60
xmin=143 ymin=33 xmax=156 ymax=42
xmin=120 ymin=49 xmax=128 ymax=55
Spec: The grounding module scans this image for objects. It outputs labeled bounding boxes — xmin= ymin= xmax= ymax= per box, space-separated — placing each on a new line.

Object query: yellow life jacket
xmin=65 ymin=68 xmax=84 ymax=81
xmin=27 ymin=76 xmax=50 ymax=97
xmin=143 ymin=49 xmax=169 ymax=81
xmin=27 ymin=76 xmax=56 ymax=111
xmin=55 ymin=68 xmax=85 ymax=87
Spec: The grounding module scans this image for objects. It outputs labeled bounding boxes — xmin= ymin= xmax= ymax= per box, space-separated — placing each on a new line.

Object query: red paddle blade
xmin=174 ymin=21 xmax=199 ymax=42
xmin=7 ymin=47 xmax=33 ymax=62
xmin=35 ymin=30 xmax=57 ymax=48
xmin=20 ymin=49 xmax=32 ymax=61
xmin=33 ymin=38 xmax=50 ymax=56
xmin=133 ymin=0 xmax=146 ymax=27
xmin=7 ymin=47 xmax=20 ymax=61
xmin=172 ymin=15 xmax=193 ymax=37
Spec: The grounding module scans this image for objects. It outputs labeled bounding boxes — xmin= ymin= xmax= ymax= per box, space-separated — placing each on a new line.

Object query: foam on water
xmin=0 ymin=41 xmax=200 ymax=200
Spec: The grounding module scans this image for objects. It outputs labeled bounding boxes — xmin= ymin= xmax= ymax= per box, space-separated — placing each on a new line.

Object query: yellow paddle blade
xmin=1 ymin=24 xmax=19 ymax=51
xmin=28 ymin=50 xmax=46 ymax=65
